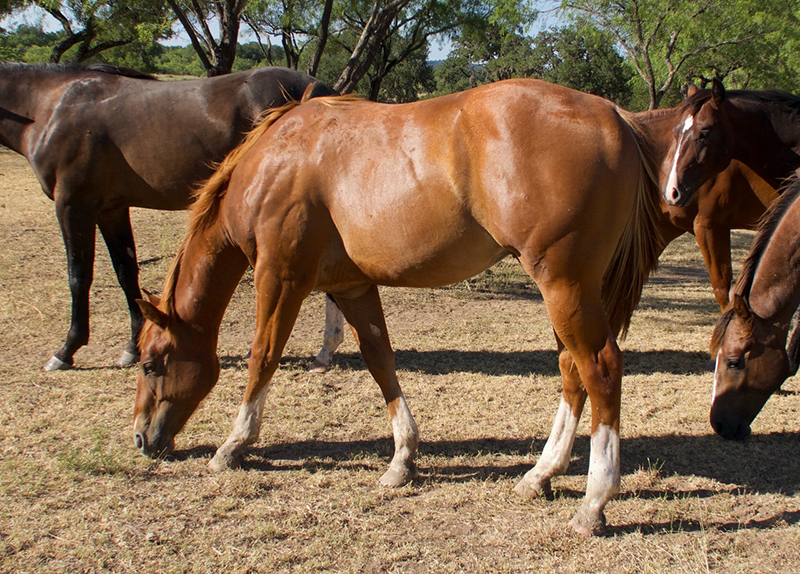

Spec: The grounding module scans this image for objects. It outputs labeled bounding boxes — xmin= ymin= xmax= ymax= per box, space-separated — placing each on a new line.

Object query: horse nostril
xmin=670 ymin=188 xmax=681 ymax=204
xmin=134 ymin=432 xmax=145 ymax=451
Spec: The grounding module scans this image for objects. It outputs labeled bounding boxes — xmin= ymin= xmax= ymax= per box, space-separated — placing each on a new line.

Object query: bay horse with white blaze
xmin=0 ymin=62 xmax=340 ymax=370
xmin=133 ymin=80 xmax=664 ymax=535
xmin=708 ymin=179 xmax=800 ymax=440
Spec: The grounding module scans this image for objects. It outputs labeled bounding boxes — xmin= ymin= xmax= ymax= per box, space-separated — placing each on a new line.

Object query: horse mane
xmin=602 ymin=108 xmax=666 ymax=338
xmin=709 ymin=177 xmax=800 ymax=355
xmin=678 ymin=86 xmax=800 ymax=119
xmin=0 ymin=60 xmax=158 ymax=80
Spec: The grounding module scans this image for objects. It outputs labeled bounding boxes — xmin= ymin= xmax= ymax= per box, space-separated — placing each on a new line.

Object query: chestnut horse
xmin=709 ymin=179 xmax=800 ymax=439
xmin=133 ymin=80 xmax=665 ymax=535
xmin=663 ymin=79 xmax=800 ymax=208
xmin=0 ymin=62 xmax=339 ymax=370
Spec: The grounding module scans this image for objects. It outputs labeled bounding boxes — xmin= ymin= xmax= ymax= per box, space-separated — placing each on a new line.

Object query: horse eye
xmin=697 ymin=129 xmax=710 ymax=141
xmin=726 ymin=357 xmax=745 ymax=370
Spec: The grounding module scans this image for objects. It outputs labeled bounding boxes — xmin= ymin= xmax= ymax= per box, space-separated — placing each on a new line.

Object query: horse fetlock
xmin=568 ymin=504 xmax=607 ymax=536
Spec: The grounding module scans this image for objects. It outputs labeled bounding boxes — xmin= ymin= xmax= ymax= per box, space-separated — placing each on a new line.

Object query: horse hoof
xmin=513 ymin=476 xmax=551 ymax=499
xmin=308 ymin=359 xmax=331 ymax=373
xmin=208 ymin=450 xmax=243 ymax=472
xmin=568 ymin=508 xmax=607 ymax=536
xmin=118 ymin=350 xmax=140 ymax=366
xmin=379 ymin=464 xmax=417 ymax=487
xmin=43 ymin=356 xmax=72 ymax=371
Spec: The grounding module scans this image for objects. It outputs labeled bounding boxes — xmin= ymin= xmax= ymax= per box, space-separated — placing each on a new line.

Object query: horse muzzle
xmin=134 ymin=429 xmax=175 ymax=458
xmin=665 ymin=185 xmax=691 ymax=207
xmin=710 ymin=411 xmax=751 ymax=441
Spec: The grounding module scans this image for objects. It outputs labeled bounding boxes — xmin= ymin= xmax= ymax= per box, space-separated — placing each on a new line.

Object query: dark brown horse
xmin=709 ymin=178 xmax=800 ymax=440
xmin=662 ymin=79 xmax=800 ymax=208
xmin=0 ymin=62 xmax=336 ymax=370
xmin=133 ymin=80 xmax=666 ymax=535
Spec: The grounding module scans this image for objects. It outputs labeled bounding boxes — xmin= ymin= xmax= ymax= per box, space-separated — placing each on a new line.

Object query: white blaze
xmin=712 ymin=350 xmax=721 ymax=405
xmin=665 ymin=115 xmax=695 ymax=199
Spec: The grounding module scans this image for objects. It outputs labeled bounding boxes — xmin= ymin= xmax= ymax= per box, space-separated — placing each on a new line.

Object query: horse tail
xmin=189 ymin=83 xmax=326 ymax=235
xmin=602 ymin=109 xmax=666 ymax=339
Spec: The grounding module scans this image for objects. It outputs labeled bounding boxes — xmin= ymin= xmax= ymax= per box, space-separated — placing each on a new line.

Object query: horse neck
xmin=0 ymin=66 xmax=68 ymax=155
xmin=169 ymin=221 xmax=249 ymax=343
xmin=749 ymin=199 xmax=800 ymax=326
xmin=727 ymin=101 xmax=800 ymax=187
xmin=632 ymin=107 xmax=683 ymax=165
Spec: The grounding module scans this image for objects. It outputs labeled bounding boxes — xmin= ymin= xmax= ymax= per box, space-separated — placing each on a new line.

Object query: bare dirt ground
xmin=1 ymin=147 xmax=799 ymax=572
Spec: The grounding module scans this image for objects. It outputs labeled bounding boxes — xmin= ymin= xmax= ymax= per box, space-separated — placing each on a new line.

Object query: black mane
xmin=0 ymin=60 xmax=158 ymax=80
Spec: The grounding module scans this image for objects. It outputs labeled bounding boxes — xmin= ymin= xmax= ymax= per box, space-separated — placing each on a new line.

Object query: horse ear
xmin=141 ymin=288 xmax=161 ymax=307
xmin=685 ymin=83 xmax=699 ymax=98
xmin=732 ymin=294 xmax=753 ymax=324
xmin=136 ymin=299 xmax=169 ymax=329
xmin=711 ymin=78 xmax=726 ymax=108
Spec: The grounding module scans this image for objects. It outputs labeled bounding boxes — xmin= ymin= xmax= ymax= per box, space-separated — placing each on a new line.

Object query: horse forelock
xmin=710 ymin=309 xmax=736 ymax=355
xmin=601 ymin=109 xmax=665 ymax=338
xmin=734 ymin=177 xmax=800 ymax=300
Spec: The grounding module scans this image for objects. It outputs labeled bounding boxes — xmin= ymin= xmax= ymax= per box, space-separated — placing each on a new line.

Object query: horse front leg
xmin=44 ymin=201 xmax=98 ymax=371
xmin=694 ymin=219 xmax=733 ymax=310
xmin=334 ymin=285 xmax=418 ymax=486
xmin=514 ymin=336 xmax=587 ymax=498
xmin=98 ymin=207 xmax=143 ymax=366
xmin=309 ymin=294 xmax=345 ymax=373
xmin=209 ymin=268 xmax=311 ymax=472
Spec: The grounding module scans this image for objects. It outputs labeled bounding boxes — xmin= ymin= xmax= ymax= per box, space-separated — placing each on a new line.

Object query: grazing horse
xmin=709 ymin=179 xmax=800 ymax=440
xmin=133 ymin=80 xmax=665 ymax=535
xmin=0 ymin=62 xmax=339 ymax=370
xmin=662 ymin=78 xmax=800 ymax=208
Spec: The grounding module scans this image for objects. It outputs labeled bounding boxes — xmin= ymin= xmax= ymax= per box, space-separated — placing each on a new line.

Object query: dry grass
xmin=1 ymin=147 xmax=799 ymax=572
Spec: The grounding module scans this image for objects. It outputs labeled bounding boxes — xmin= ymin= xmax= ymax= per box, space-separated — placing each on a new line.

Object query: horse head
xmin=709 ymin=294 xmax=793 ymax=440
xmin=133 ymin=291 xmax=219 ymax=458
xmin=664 ymin=79 xmax=734 ymax=207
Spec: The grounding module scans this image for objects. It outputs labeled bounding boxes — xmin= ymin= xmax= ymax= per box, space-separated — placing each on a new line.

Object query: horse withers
xmin=0 ymin=62 xmax=341 ymax=371
xmin=133 ymin=80 xmax=665 ymax=535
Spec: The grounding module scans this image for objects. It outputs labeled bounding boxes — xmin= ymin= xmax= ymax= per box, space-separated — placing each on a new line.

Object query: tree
xmin=6 ymin=1 xmax=170 ymax=63
xmin=166 ymin=0 xmax=248 ymax=76
xmin=562 ymin=0 xmax=800 ymax=109
xmin=530 ymin=23 xmax=633 ymax=105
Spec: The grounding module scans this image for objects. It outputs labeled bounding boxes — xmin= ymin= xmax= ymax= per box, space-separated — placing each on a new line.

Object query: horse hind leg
xmin=209 ymin=268 xmax=313 ymax=472
xmin=334 ymin=285 xmax=418 ymax=486
xmin=99 ymin=208 xmax=143 ymax=366
xmin=514 ymin=335 xmax=587 ymax=498
xmin=309 ymin=294 xmax=346 ymax=373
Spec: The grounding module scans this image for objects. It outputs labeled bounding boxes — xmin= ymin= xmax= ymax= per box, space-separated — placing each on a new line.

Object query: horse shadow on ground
xmin=171 ymin=430 xmax=800 ymax=535
xmin=219 ymin=348 xmax=713 ymax=377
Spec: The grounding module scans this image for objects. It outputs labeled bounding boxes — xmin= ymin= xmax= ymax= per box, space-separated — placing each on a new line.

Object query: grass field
xmin=1 ymin=147 xmax=799 ymax=572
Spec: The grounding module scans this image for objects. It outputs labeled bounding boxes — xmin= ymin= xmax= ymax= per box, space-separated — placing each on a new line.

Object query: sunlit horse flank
xmin=708 ymin=179 xmax=800 ymax=440
xmin=133 ymin=80 xmax=667 ymax=535
xmin=0 ymin=62 xmax=342 ymax=370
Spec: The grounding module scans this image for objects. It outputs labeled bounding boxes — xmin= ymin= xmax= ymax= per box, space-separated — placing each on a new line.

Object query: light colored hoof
xmin=308 ymin=358 xmax=331 ymax=373
xmin=568 ymin=507 xmax=607 ymax=536
xmin=118 ymin=350 xmax=140 ymax=366
xmin=43 ymin=356 xmax=72 ymax=371
xmin=208 ymin=449 xmax=242 ymax=472
xmin=379 ymin=464 xmax=417 ymax=487
xmin=513 ymin=476 xmax=551 ymax=499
